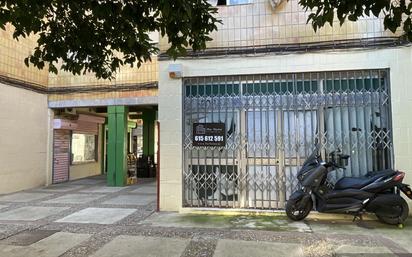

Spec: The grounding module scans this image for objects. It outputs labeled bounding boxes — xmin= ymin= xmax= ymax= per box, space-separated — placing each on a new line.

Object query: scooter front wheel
xmin=285 ymin=197 xmax=313 ymax=221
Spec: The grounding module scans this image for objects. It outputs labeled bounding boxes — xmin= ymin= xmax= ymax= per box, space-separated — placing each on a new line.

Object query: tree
xmin=0 ymin=0 xmax=219 ymax=79
xmin=300 ymin=0 xmax=412 ymax=41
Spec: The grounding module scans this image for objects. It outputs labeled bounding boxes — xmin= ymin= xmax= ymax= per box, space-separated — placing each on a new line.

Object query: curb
xmin=179 ymin=207 xmax=378 ymax=221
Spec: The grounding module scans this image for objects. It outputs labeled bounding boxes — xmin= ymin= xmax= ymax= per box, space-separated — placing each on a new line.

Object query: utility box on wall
xmin=168 ymin=64 xmax=183 ymax=79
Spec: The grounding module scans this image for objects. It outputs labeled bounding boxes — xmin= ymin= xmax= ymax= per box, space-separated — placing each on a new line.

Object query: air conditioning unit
xmin=269 ymin=0 xmax=285 ymax=9
xmin=64 ymin=108 xmax=77 ymax=115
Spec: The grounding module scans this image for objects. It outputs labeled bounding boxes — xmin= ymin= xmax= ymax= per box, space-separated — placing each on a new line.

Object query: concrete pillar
xmin=158 ymin=61 xmax=183 ymax=211
xmin=46 ymin=109 xmax=55 ymax=186
xmin=107 ymin=106 xmax=128 ymax=186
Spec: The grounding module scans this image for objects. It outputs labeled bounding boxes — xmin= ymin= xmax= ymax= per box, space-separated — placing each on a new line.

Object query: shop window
xmin=242 ymin=80 xmax=318 ymax=95
xmin=324 ymin=78 xmax=382 ymax=93
xmin=185 ymin=83 xmax=240 ymax=97
xmin=71 ymin=133 xmax=97 ymax=164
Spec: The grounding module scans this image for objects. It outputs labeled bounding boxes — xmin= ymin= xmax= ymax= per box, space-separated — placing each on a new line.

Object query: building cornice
xmin=48 ymin=82 xmax=158 ymax=94
xmin=159 ymin=36 xmax=410 ymax=60
xmin=0 ymin=75 xmax=158 ymax=95
xmin=0 ymin=75 xmax=47 ymax=94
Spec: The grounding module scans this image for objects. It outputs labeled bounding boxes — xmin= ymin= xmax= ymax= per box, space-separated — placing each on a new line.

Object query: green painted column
xmin=107 ymin=108 xmax=116 ymax=186
xmin=142 ymin=110 xmax=156 ymax=156
xmin=107 ymin=106 xmax=128 ymax=186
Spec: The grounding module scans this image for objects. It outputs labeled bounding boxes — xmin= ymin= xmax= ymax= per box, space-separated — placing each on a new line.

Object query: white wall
xmin=0 ymin=84 xmax=49 ymax=194
xmin=159 ymin=46 xmax=412 ymax=211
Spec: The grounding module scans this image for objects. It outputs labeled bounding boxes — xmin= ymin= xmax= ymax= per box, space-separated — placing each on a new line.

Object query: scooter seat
xmin=334 ymin=169 xmax=396 ymax=190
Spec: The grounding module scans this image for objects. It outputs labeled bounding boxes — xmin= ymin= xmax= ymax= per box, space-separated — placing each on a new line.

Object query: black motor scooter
xmin=285 ymin=148 xmax=412 ymax=225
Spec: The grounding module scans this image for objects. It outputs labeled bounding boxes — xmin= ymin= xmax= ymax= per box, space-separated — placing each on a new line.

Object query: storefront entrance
xmin=183 ymin=70 xmax=393 ymax=209
xmin=51 ymin=106 xmax=158 ymax=187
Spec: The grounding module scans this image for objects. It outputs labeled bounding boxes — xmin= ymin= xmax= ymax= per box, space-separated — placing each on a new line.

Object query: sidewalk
xmin=0 ymin=176 xmax=411 ymax=257
xmin=140 ymin=212 xmax=412 ymax=257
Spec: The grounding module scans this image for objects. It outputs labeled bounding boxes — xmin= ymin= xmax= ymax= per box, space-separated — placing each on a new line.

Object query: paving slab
xmin=0 ymin=230 xmax=59 ymax=246
xmin=0 ymin=192 xmax=52 ymax=203
xmin=79 ymin=186 xmax=125 ymax=193
xmin=308 ymin=218 xmax=412 ymax=232
xmin=69 ymin=178 xmax=105 ymax=185
xmin=144 ymin=182 xmax=157 ymax=187
xmin=214 ymin=239 xmax=304 ymax=257
xmin=308 ymin=220 xmax=376 ymax=235
xmin=335 ymin=245 xmax=395 ymax=256
xmin=130 ymin=186 xmax=157 ymax=194
xmin=102 ymin=195 xmax=156 ymax=206
xmin=0 ymin=232 xmax=90 ymax=257
xmin=0 ymin=207 xmax=69 ymax=221
xmin=381 ymin=232 xmax=412 ymax=253
xmin=91 ymin=235 xmax=189 ymax=257
xmin=141 ymin=212 xmax=311 ymax=232
xmin=39 ymin=184 xmax=85 ymax=192
xmin=43 ymin=194 xmax=104 ymax=204
xmin=56 ymin=208 xmax=136 ymax=224
xmin=0 ymin=224 xmax=30 ymax=237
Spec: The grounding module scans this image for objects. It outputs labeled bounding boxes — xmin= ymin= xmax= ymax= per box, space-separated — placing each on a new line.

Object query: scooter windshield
xmin=302 ymin=149 xmax=319 ymax=168
xmin=297 ymin=149 xmax=320 ymax=178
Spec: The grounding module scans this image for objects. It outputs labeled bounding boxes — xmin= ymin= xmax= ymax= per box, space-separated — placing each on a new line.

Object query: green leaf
xmin=24 ymin=57 xmax=29 ymax=67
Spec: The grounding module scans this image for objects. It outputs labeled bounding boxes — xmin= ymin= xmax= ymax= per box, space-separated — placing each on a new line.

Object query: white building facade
xmin=158 ymin=0 xmax=412 ymax=211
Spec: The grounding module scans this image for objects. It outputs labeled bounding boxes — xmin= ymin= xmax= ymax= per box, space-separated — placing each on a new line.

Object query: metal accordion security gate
xmin=183 ymin=69 xmax=393 ymax=209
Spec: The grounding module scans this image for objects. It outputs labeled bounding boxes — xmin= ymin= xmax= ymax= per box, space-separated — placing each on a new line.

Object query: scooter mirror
xmin=340 ymin=154 xmax=350 ymax=160
xmin=336 ymin=154 xmax=349 ymax=168
xmin=328 ymin=151 xmax=349 ymax=169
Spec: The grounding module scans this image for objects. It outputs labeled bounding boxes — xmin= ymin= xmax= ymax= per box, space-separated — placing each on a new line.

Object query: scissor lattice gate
xmin=183 ymin=70 xmax=393 ymax=209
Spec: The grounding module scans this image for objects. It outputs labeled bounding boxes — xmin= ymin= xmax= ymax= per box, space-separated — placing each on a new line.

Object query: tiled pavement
xmin=0 ymin=175 xmax=411 ymax=257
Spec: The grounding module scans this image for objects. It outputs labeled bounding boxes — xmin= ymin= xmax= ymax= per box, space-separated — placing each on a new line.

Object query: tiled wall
xmin=47 ymin=57 xmax=159 ymax=102
xmin=48 ymin=57 xmax=159 ymax=88
xmin=1 ymin=0 xmax=400 ymax=101
xmin=0 ymin=24 xmax=49 ymax=87
xmin=0 ymin=24 xmax=159 ymax=99
xmin=48 ymin=88 xmax=158 ymax=102
xmin=159 ymin=0 xmax=399 ymax=51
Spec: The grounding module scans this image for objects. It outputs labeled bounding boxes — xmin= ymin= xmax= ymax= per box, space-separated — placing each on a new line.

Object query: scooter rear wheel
xmin=375 ymin=198 xmax=409 ymax=225
xmin=285 ymin=197 xmax=313 ymax=221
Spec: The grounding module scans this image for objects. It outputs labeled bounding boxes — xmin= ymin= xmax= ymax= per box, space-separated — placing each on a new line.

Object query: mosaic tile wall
xmin=47 ymin=57 xmax=158 ymax=102
xmin=47 ymin=88 xmax=158 ymax=102
xmin=47 ymin=57 xmax=159 ymax=88
xmin=159 ymin=0 xmax=401 ymax=51
xmin=0 ymin=24 xmax=159 ymax=102
xmin=1 ymin=0 xmax=401 ymax=101
xmin=0 ymin=24 xmax=49 ymax=88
